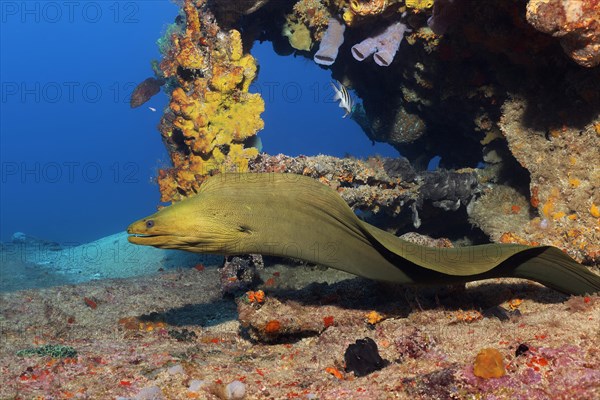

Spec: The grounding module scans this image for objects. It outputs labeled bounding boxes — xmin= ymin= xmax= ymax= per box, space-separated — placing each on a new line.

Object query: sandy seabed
xmin=1 ymin=259 xmax=599 ymax=400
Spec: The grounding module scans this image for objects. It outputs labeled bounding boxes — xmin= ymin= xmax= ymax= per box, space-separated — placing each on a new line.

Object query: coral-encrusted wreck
xmin=148 ymin=0 xmax=599 ymax=263
xmin=156 ymin=0 xmax=264 ymax=202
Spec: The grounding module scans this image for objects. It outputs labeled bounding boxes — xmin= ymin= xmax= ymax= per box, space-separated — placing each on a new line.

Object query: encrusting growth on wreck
xmin=156 ymin=0 xmax=265 ymax=202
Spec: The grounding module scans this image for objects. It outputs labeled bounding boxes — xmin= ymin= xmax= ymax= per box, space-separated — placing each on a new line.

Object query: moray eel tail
xmin=504 ymin=246 xmax=600 ymax=295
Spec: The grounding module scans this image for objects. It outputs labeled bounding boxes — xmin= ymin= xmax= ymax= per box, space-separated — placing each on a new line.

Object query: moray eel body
xmin=128 ymin=173 xmax=600 ymax=295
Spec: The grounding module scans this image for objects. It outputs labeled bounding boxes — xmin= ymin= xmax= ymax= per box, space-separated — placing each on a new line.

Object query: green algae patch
xmin=16 ymin=344 xmax=77 ymax=358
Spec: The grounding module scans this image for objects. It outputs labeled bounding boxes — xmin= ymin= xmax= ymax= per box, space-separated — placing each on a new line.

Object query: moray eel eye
xmin=145 ymin=220 xmax=155 ymax=229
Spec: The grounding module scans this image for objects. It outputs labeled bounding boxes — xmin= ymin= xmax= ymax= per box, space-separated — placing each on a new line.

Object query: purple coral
xmin=351 ymin=21 xmax=409 ymax=67
xmin=314 ymin=18 xmax=346 ymax=66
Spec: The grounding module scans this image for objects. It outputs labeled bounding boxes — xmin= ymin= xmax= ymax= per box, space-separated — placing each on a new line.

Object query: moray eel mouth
xmin=127 ymin=231 xmax=206 ymax=249
xmin=127 ymin=222 xmax=201 ymax=248
xmin=127 ymin=233 xmax=169 ymax=245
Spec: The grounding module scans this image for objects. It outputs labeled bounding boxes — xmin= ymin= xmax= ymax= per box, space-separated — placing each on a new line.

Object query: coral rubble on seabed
xmin=1 ymin=264 xmax=599 ymax=399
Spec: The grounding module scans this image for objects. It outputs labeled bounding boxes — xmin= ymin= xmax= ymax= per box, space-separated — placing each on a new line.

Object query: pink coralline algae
xmin=461 ymin=345 xmax=600 ymax=398
xmin=314 ymin=18 xmax=346 ymax=66
xmin=351 ymin=21 xmax=409 ymax=67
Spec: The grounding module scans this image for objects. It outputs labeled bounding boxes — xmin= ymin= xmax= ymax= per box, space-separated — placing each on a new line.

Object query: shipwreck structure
xmin=134 ymin=0 xmax=600 ymax=265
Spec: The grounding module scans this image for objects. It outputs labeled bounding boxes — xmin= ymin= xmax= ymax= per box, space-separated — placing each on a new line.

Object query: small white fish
xmin=148 ymin=107 xmax=157 ymax=112
xmin=331 ymin=80 xmax=354 ymax=118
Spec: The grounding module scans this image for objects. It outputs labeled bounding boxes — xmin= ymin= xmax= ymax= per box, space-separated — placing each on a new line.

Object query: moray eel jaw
xmin=127 ymin=221 xmax=201 ymax=249
xmin=127 ymin=227 xmax=230 ymax=252
xmin=127 ymin=232 xmax=195 ymax=248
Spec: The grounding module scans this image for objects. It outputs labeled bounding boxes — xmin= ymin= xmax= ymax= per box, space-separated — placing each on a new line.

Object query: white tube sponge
xmin=351 ymin=37 xmax=378 ymax=61
xmin=314 ymin=18 xmax=346 ymax=66
xmin=374 ymin=22 xmax=409 ymax=66
xmin=352 ymin=21 xmax=409 ymax=67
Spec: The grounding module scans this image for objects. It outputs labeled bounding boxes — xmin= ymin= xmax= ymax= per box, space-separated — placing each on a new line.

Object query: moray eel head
xmin=127 ymin=194 xmax=243 ymax=253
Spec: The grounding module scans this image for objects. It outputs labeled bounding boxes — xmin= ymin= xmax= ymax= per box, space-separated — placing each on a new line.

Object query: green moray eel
xmin=128 ymin=173 xmax=600 ymax=295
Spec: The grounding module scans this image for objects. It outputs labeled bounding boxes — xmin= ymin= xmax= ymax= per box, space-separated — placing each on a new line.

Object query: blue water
xmin=1 ymin=2 xmax=177 ymax=244
xmin=0 ymin=2 xmax=396 ymax=247
xmin=250 ymin=41 xmax=398 ymax=158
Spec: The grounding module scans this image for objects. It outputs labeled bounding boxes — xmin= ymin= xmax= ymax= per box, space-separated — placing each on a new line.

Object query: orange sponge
xmin=473 ymin=348 xmax=506 ymax=379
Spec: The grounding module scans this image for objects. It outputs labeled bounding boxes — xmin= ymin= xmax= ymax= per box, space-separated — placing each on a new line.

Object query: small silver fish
xmin=331 ymin=80 xmax=354 ymax=118
xmin=148 ymin=107 xmax=157 ymax=112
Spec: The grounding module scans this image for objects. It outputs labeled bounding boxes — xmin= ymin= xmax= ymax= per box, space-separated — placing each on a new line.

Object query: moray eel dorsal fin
xmin=128 ymin=173 xmax=600 ymax=295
